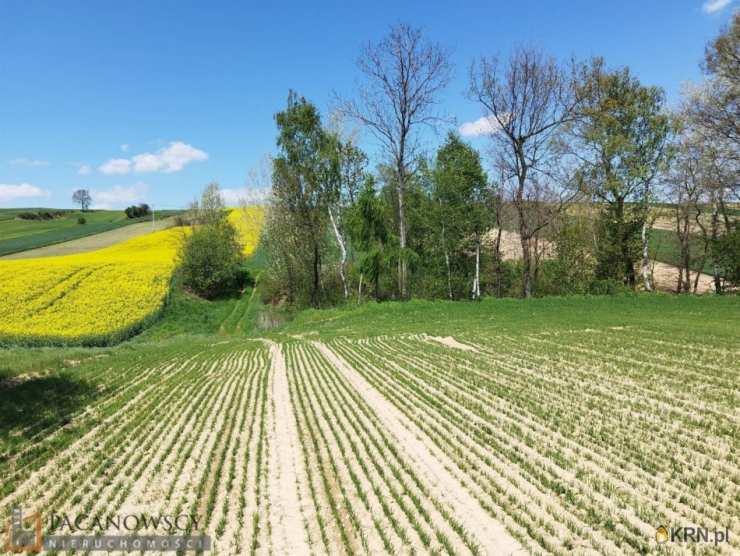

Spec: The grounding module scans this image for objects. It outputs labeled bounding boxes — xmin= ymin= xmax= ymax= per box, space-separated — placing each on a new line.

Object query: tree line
xmin=261 ymin=17 xmax=739 ymax=308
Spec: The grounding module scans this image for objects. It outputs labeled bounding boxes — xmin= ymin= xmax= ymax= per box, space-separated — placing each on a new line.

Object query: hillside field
xmin=0 ymin=207 xmax=265 ymax=347
xmin=0 ymin=208 xmax=182 ymax=257
xmin=0 ymin=295 xmax=737 ymax=555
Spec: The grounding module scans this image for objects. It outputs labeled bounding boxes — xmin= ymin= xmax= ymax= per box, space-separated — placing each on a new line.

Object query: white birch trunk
xmin=472 ymin=239 xmax=481 ymax=300
xmin=442 ymin=221 xmax=452 ymax=299
xmin=358 ymin=273 xmax=363 ymax=304
xmin=328 ymin=206 xmax=348 ymax=299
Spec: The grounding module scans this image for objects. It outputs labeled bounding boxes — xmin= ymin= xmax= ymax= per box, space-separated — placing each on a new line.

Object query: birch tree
xmin=325 ymin=138 xmax=367 ymax=299
xmin=271 ymin=91 xmax=339 ymax=307
xmin=432 ymin=132 xmax=490 ymax=300
xmin=339 ymin=23 xmax=452 ymax=298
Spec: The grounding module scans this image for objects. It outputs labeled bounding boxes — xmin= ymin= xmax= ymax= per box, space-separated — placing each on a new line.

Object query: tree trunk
xmin=710 ymin=197 xmax=722 ymax=294
xmin=680 ymin=212 xmax=691 ymax=293
xmin=358 ymin=273 xmax=363 ymax=304
xmin=494 ymin=227 xmax=503 ymax=297
xmin=328 ymin=206 xmax=348 ymax=300
xmin=397 ymin=169 xmax=408 ymax=299
xmin=441 ymin=221 xmax=452 ymax=299
xmin=693 ymin=206 xmax=708 ymax=294
xmin=615 ymin=197 xmax=635 ymax=287
xmin=515 ymin=162 xmax=533 ymax=298
xmin=521 ymin=234 xmax=533 ymax=298
xmin=312 ymin=242 xmax=321 ymax=307
xmin=472 ymin=238 xmax=481 ymax=300
xmin=641 ymin=221 xmax=652 ymax=291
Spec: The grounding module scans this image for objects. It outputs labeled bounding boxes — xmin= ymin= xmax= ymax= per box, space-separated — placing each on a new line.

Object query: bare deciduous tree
xmin=469 ymin=47 xmax=582 ymax=298
xmin=72 ymin=189 xmax=92 ymax=212
xmin=339 ymin=23 xmax=452 ymax=298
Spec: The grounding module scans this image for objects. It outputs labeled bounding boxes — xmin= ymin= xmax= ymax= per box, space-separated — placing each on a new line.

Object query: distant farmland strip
xmin=0 ymin=209 xmax=182 ymax=257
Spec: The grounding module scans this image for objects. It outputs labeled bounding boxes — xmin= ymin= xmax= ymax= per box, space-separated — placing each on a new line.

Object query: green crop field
xmin=1 ymin=294 xmax=737 ymax=554
xmin=0 ymin=208 xmax=182 ymax=257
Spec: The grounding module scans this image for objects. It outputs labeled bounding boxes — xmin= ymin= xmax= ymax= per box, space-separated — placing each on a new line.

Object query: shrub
xmin=17 ymin=210 xmax=64 ymax=221
xmin=712 ymin=223 xmax=740 ymax=290
xmin=178 ymin=219 xmax=248 ymax=299
xmin=124 ymin=204 xmax=151 ymax=219
xmin=77 ymin=217 xmax=86 ymax=225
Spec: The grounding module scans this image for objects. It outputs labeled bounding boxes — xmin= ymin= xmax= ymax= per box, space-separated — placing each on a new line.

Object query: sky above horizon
xmin=0 ymin=0 xmax=737 ymax=210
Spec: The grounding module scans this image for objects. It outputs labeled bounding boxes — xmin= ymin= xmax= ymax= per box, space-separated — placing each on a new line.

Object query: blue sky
xmin=0 ymin=0 xmax=736 ymax=209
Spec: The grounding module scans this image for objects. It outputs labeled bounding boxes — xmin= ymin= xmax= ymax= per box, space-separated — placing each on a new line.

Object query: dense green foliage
xmin=257 ymin=24 xmax=737 ymax=306
xmin=713 ymin=222 xmax=740 ymax=288
xmin=263 ymin=92 xmax=347 ymax=307
xmin=347 ymin=177 xmax=389 ymax=300
xmin=178 ymin=219 xmax=248 ymax=299
xmin=573 ymin=61 xmax=673 ymax=286
xmin=124 ymin=203 xmax=151 ymax=218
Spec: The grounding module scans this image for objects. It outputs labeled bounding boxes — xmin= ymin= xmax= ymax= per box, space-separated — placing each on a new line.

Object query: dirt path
xmin=313 ymin=341 xmax=526 ymax=556
xmin=263 ymin=340 xmax=312 ymax=555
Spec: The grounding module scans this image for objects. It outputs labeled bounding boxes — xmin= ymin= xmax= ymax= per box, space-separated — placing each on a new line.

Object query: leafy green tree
xmin=188 ymin=182 xmax=226 ymax=225
xmin=270 ymin=91 xmax=339 ymax=307
xmin=712 ymin=223 xmax=740 ymax=290
xmin=324 ymin=135 xmax=367 ymax=300
xmin=178 ymin=184 xmax=246 ymax=299
xmin=432 ymin=133 xmax=490 ymax=299
xmin=694 ymin=11 xmax=739 ymax=151
xmin=348 ymin=176 xmax=388 ymax=300
xmin=571 ymin=60 xmax=672 ymax=288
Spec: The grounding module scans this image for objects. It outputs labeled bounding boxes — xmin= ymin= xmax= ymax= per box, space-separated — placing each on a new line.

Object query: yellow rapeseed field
xmin=0 ymin=207 xmax=265 ymax=346
xmin=0 ymin=227 xmax=185 ymax=345
xmin=228 ymin=205 xmax=265 ymax=256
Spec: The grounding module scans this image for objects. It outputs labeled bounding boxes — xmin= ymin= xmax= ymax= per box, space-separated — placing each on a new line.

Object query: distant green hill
xmin=0 ymin=208 xmax=182 ymax=257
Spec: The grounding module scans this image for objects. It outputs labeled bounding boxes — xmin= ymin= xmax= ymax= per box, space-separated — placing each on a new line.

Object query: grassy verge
xmin=268 ymin=293 xmax=740 ymax=342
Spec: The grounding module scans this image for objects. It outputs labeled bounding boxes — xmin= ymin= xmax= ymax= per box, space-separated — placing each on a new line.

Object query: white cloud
xmin=459 ymin=115 xmax=504 ymax=137
xmin=702 ymin=0 xmax=732 ymax=13
xmin=0 ymin=183 xmax=50 ymax=202
xmin=221 ymin=187 xmax=271 ymax=205
xmin=97 ymin=141 xmax=208 ymax=175
xmin=132 ymin=142 xmax=208 ymax=173
xmin=8 ymin=158 xmax=50 ymax=167
xmin=91 ymin=182 xmax=148 ymax=209
xmin=99 ymin=158 xmax=132 ymax=175
xmin=120 ymin=144 xmax=129 ymax=152
xmin=77 ymin=164 xmax=92 ymax=176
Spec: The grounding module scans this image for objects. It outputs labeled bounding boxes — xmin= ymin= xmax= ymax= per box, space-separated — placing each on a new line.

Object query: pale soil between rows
xmin=263 ymin=340 xmax=313 ymax=555
xmin=313 ymin=341 xmax=526 ymax=556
